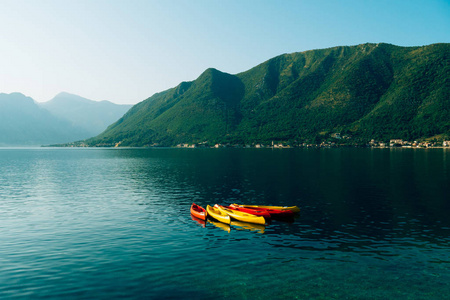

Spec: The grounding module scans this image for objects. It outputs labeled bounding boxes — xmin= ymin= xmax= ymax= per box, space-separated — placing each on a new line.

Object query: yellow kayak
xmin=207 ymin=205 xmax=231 ymax=224
xmin=235 ymin=204 xmax=300 ymax=214
xmin=215 ymin=205 xmax=266 ymax=225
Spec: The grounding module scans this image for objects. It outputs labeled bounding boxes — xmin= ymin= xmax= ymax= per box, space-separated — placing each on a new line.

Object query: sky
xmin=0 ymin=0 xmax=449 ymax=104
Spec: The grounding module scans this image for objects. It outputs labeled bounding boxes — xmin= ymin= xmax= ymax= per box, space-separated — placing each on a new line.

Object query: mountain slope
xmin=91 ymin=68 xmax=244 ymax=146
xmin=87 ymin=43 xmax=449 ymax=147
xmin=0 ymin=93 xmax=92 ymax=146
xmin=40 ymin=92 xmax=132 ymax=136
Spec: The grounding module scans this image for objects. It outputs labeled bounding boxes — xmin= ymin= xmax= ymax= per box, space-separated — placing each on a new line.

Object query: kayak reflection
xmin=207 ymin=220 xmax=231 ymax=233
xmin=191 ymin=215 xmax=206 ymax=227
xmin=231 ymin=221 xmax=265 ymax=234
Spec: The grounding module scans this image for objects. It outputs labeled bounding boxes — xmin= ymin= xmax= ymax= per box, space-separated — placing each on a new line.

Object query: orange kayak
xmin=190 ymin=203 xmax=207 ymax=220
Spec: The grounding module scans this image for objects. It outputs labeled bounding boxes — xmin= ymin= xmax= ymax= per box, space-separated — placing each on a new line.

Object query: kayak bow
xmin=207 ymin=205 xmax=231 ymax=224
xmin=190 ymin=203 xmax=207 ymax=220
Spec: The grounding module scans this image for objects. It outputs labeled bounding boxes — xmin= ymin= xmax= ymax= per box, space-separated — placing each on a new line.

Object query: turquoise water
xmin=0 ymin=148 xmax=449 ymax=299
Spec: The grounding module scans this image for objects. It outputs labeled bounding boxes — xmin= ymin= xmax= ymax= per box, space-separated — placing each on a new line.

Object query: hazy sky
xmin=1 ymin=0 xmax=449 ymax=104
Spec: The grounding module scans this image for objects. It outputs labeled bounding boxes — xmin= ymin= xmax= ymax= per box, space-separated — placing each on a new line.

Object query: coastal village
xmin=70 ymin=136 xmax=450 ymax=148
xmin=175 ymin=138 xmax=450 ymax=149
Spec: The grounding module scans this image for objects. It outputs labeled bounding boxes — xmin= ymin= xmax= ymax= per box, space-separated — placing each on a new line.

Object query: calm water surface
xmin=0 ymin=148 xmax=449 ymax=299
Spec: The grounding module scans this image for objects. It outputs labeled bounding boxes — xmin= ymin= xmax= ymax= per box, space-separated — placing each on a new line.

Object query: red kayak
xmin=231 ymin=204 xmax=294 ymax=219
xmin=190 ymin=203 xmax=207 ymax=220
xmin=227 ymin=204 xmax=271 ymax=219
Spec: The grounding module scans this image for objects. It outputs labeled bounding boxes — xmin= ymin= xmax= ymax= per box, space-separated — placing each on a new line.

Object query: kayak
xmin=215 ymin=204 xmax=266 ymax=225
xmin=207 ymin=205 xmax=231 ymax=224
xmin=231 ymin=204 xmax=296 ymax=219
xmin=227 ymin=204 xmax=271 ymax=219
xmin=190 ymin=203 xmax=207 ymax=220
xmin=234 ymin=204 xmax=300 ymax=214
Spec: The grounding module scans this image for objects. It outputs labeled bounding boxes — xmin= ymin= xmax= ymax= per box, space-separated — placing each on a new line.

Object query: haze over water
xmin=0 ymin=148 xmax=449 ymax=299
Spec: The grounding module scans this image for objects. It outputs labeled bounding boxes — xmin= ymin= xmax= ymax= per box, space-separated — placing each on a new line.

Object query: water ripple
xmin=1 ymin=148 xmax=449 ymax=299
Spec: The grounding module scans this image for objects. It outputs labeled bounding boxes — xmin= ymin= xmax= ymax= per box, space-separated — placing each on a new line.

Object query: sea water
xmin=0 ymin=148 xmax=449 ymax=299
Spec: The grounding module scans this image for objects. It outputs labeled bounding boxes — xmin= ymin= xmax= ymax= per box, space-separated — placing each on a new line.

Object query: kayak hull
xmin=235 ymin=204 xmax=300 ymax=214
xmin=190 ymin=203 xmax=207 ymax=220
xmin=207 ymin=205 xmax=231 ymax=224
xmin=226 ymin=204 xmax=271 ymax=219
xmin=216 ymin=205 xmax=266 ymax=225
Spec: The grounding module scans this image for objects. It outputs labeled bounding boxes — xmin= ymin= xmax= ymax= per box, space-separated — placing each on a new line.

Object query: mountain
xmin=85 ymin=43 xmax=450 ymax=147
xmin=40 ymin=92 xmax=132 ymax=137
xmin=0 ymin=93 xmax=92 ymax=146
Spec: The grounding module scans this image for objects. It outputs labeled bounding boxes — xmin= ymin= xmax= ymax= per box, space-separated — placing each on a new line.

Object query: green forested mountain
xmin=87 ymin=43 xmax=449 ymax=146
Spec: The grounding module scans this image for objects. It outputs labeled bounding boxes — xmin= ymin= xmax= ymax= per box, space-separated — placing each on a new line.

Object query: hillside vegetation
xmin=86 ymin=43 xmax=449 ymax=147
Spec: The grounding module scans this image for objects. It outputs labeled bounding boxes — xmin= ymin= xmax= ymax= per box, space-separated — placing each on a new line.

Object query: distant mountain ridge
xmin=0 ymin=92 xmax=131 ymax=146
xmin=85 ymin=43 xmax=449 ymax=147
xmin=0 ymin=93 xmax=91 ymax=146
xmin=41 ymin=92 xmax=132 ymax=136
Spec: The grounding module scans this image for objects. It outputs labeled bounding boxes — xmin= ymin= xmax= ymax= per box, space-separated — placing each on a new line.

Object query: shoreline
xmin=1 ymin=146 xmax=449 ymax=150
